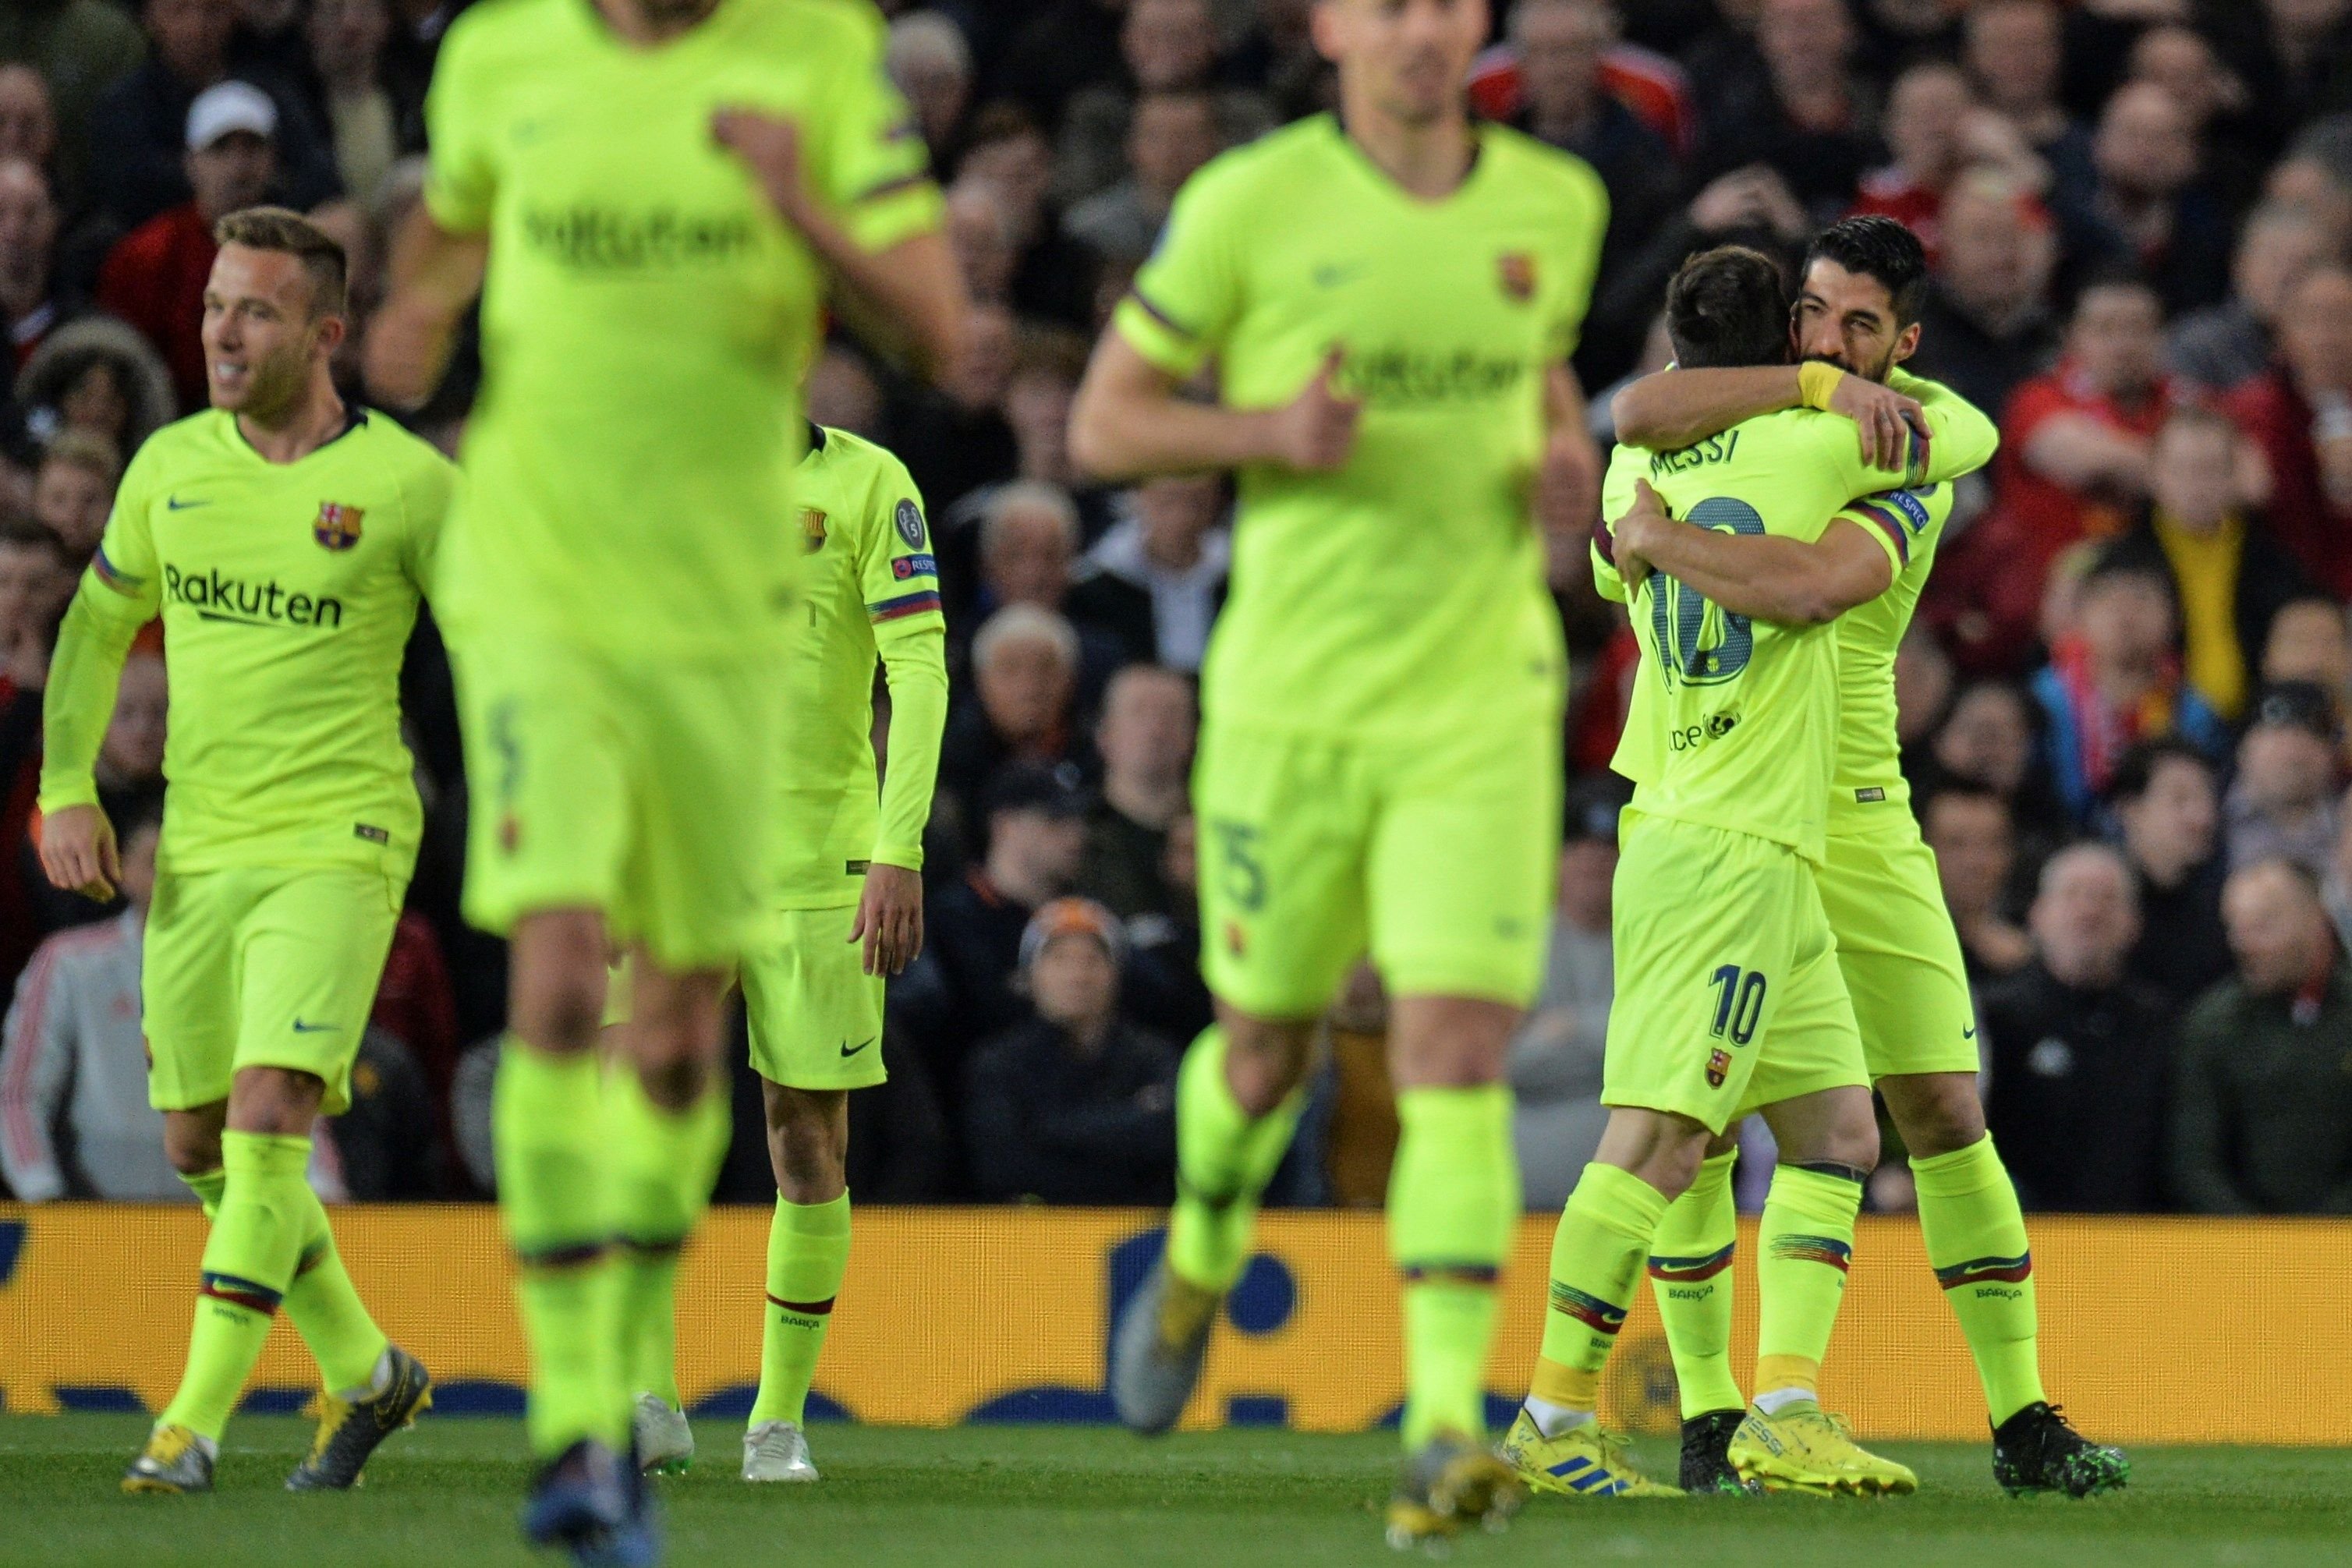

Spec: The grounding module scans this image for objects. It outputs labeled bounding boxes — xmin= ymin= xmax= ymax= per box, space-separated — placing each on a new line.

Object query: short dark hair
xmin=1915 ymin=779 xmax=2011 ymax=831
xmin=213 ymin=204 xmax=349 ymax=317
xmin=1665 ymin=246 xmax=1790 ymax=370
xmin=2103 ymin=736 xmax=2214 ymax=806
xmin=0 ymin=515 xmax=68 ymax=565
xmin=1804 ymin=214 xmax=1930 ymax=327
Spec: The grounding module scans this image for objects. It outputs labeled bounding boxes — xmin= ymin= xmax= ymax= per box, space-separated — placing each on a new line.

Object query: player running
xmin=1505 ymin=242 xmax=1977 ymax=1501
xmin=621 ymin=425 xmax=947 ymax=1485
xmin=39 ymin=207 xmax=448 ymax=1495
xmin=1603 ymin=215 xmax=2129 ymax=1498
xmin=1069 ymin=0 xmax=1606 ymax=1545
xmin=367 ymin=0 xmax=962 ymax=1559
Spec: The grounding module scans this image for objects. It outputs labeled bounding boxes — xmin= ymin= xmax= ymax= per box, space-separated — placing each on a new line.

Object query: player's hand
xmin=1535 ymin=420 xmax=1601 ymax=546
xmin=363 ymin=293 xmax=451 ymax=412
xmin=1264 ymin=348 xmax=1361 ymax=473
xmin=1612 ymin=478 xmax=1671 ymax=593
xmin=850 ymin=862 xmax=924 ymax=977
xmin=711 ymin=108 xmax=818 ymax=234
xmin=1828 ymin=373 xmax=1927 ymax=473
xmin=39 ymin=803 xmax=120 ymax=902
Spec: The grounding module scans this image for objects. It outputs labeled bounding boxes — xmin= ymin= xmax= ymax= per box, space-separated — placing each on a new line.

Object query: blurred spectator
xmin=2236 ymin=0 xmax=2352 ymax=140
xmin=87 ymin=0 xmax=335 ymax=234
xmin=1119 ymin=809 xmax=1213 ymax=1046
xmin=0 ymin=1 xmax=145 ymax=211
xmin=303 ymin=0 xmax=423 ymax=211
xmin=2263 ymin=595 xmax=2352 ymax=729
xmin=891 ymin=297 xmax=1017 ymax=517
xmin=2226 ymin=681 xmax=2343 ymax=876
xmin=1084 ymin=476 xmax=1228 ymax=674
xmin=944 ymin=174 xmax=1016 ymax=304
xmin=805 ymin=342 xmax=884 ymax=441
xmin=2058 ymin=81 xmax=2232 ymax=315
xmin=1851 ymin=60 xmax=2042 ymax=264
xmin=1907 ymin=172 xmax=2061 ymax=428
xmin=2109 ymin=738 xmax=2233 ymax=1009
xmin=0 ymin=514 xmax=73 ymax=664
xmin=97 ymin=80 xmax=282 ymax=410
xmin=1925 ymin=678 xmax=2070 ymax=852
xmin=1921 ymin=781 xmax=2032 ymax=980
xmin=1055 ymin=0 xmax=1224 ymax=207
xmin=938 ymin=603 xmax=1086 ymax=816
xmin=1893 ymin=618 xmax=1956 ymax=758
xmin=2102 ymin=405 xmax=2310 ymax=724
xmin=2029 ymin=554 xmax=2229 ymax=823
xmin=2264 ymin=129 xmax=2352 ymax=254
xmin=13 ymin=314 xmax=175 ymax=455
xmin=27 ymin=644 xmax=165 ymax=934
xmin=0 ymin=157 xmax=67 ymax=372
xmin=908 ymin=761 xmax=1090 ymax=1093
xmin=997 ymin=0 xmax=1131 ymax=128
xmin=1076 ymin=664 xmax=1194 ymax=921
xmin=2170 ymin=858 xmax=2352 ymax=1214
xmin=1064 ymin=88 xmax=1220 ymax=270
xmin=1698 ymin=0 xmax=1878 ymax=218
xmin=2222 ymin=262 xmax=2352 ymax=596
xmin=2166 ymin=204 xmax=2332 ymax=395
xmin=0 ymin=67 xmax=57 ymax=179
xmin=328 ymin=1024 xmax=434 ymax=1198
xmin=1962 ymin=0 xmax=2086 ymax=174
xmin=1511 ymin=780 xmax=1623 ymax=1212
xmin=2125 ymin=22 xmax=2265 ymax=216
xmin=965 ymin=897 xmax=1178 ymax=1206
xmin=0 ymin=810 xmax=179 ymax=1202
xmin=969 ymin=481 xmax=1152 ymax=692
xmin=887 ymin=12 xmax=972 ymax=170
xmin=1979 ymin=841 xmax=2170 ymax=1212
xmin=31 ymin=428 xmax=117 ymax=563
xmin=958 ymin=104 xmax=1100 ymax=331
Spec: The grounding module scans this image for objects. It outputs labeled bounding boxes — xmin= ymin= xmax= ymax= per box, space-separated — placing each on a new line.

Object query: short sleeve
xmin=859 ymin=453 xmax=942 ymax=629
xmin=813 ymin=19 xmax=943 ymax=254
xmin=90 ymin=447 xmax=161 ymax=612
xmin=1110 ymin=161 xmax=1245 ymax=379
xmin=422 ymin=16 xmax=497 ymax=234
xmin=1545 ymin=159 xmax=1610 ymax=361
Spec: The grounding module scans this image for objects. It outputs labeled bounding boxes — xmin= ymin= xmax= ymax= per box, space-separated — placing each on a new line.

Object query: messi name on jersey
xmin=161 ymin=564 xmax=344 ymax=629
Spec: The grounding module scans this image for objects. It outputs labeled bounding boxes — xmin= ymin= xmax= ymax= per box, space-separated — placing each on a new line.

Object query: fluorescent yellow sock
xmin=749 ymin=1192 xmax=852 ymax=1428
xmin=1912 ymin=1135 xmax=2046 ymax=1425
xmin=1529 ymin=1162 xmax=1670 ymax=1428
xmin=161 ymin=1133 xmax=313 ymax=1440
xmin=1388 ymin=1085 xmax=1518 ymax=1449
xmin=609 ymin=1071 xmax=731 ymax=1410
xmin=1753 ymin=1164 xmax=1862 ymax=1409
xmin=494 ymin=1039 xmax=625 ymax=1456
xmin=1165 ymin=1027 xmax=1305 ymax=1294
xmin=1648 ymin=1148 xmax=1742 ymax=1418
xmin=178 ymin=1167 xmax=389 ymax=1399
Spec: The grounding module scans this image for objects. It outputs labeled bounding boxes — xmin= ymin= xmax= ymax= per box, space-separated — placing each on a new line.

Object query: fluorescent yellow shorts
xmin=1603 ymin=810 xmax=1866 ymax=1134
xmin=450 ymin=628 xmax=782 ymax=971
xmin=1818 ymin=823 xmax=1982 ymax=1081
xmin=740 ymin=906 xmax=887 ymax=1091
xmin=143 ymin=863 xmax=406 ymax=1116
xmin=1193 ymin=717 xmax=1560 ymax=1018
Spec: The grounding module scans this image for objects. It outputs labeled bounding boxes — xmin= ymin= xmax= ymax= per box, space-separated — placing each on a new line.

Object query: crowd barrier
xmin=2 ymin=1205 xmax=2344 ymax=1444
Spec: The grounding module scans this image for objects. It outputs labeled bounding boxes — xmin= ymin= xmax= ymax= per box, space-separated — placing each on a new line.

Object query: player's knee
xmin=1881 ymin=1073 xmax=1985 ymax=1159
xmin=161 ymin=1117 xmax=222 ymax=1176
xmin=632 ymin=1049 xmax=714 ymax=1113
xmin=225 ymin=1067 xmax=325 ymax=1135
xmin=1220 ymin=1019 xmax=1313 ymax=1116
xmin=508 ymin=910 xmax=611 ymax=1052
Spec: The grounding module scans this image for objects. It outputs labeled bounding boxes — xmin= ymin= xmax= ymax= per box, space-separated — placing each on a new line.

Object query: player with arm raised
xmin=1607 ymin=215 xmax=2127 ymax=1499
xmin=40 ymin=208 xmax=449 ymax=1497
xmin=1069 ymin=0 xmax=1606 ymax=1545
xmin=364 ymin=0 xmax=963 ymax=1559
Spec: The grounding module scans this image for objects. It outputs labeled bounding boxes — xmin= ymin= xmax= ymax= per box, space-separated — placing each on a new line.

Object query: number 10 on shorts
xmin=1708 ymin=965 xmax=1766 ymax=1045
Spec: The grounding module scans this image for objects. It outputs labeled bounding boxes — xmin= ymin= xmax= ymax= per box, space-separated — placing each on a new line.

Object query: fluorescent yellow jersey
xmin=1599 ymin=413 xmax=1908 ymax=863
xmin=1826 ymin=370 xmax=1994 ymax=830
xmin=1112 ymin=115 xmax=1605 ymax=740
xmin=422 ymin=0 xmax=940 ymax=658
xmin=776 ymin=424 xmax=948 ymax=908
xmin=41 ymin=409 xmax=452 ymax=872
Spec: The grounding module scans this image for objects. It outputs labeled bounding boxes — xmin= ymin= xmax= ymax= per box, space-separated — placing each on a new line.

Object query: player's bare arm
xmin=1536 ymin=363 xmax=1602 ymax=547
xmin=1612 ymin=362 xmax=1924 ymax=472
xmin=365 ymin=210 xmax=487 ymax=411
xmin=849 ymin=863 xmax=923 ymax=978
xmin=1613 ymin=477 xmax=1893 ymax=626
xmin=1068 ymin=337 xmax=1361 ymax=483
xmin=710 ymin=110 xmax=967 ymax=381
xmin=37 ymin=803 xmax=119 ymax=902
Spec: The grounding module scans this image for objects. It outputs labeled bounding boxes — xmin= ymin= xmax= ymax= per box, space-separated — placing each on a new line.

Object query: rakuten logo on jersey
xmin=162 ymin=564 xmax=344 ymax=629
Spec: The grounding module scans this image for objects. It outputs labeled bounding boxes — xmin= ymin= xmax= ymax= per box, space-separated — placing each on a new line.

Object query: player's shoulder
xmin=124 ymin=409 xmax=231 ymax=476
xmin=349 ymin=408 xmax=454 ymax=471
xmin=1477 ymin=123 xmax=1607 ymax=211
xmin=730 ymin=0 xmax=885 ymax=54
xmin=1178 ymin=116 xmax=1339 ymax=211
xmin=436 ymin=0 xmax=565 ymax=66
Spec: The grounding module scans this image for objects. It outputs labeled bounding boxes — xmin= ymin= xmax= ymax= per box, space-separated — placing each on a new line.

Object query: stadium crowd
xmin=1 ymin=0 xmax=2350 ymax=1216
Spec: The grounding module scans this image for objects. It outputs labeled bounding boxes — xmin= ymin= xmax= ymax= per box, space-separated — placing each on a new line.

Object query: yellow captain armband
xmin=1798 ymin=359 xmax=1845 ymax=412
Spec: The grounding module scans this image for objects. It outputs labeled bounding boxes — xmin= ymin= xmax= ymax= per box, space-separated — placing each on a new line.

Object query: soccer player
xmin=38 ymin=207 xmax=448 ymax=1495
xmin=1068 ymin=0 xmax=1607 ymax=1544
xmin=365 ymin=0 xmax=962 ymax=1557
xmin=1503 ymin=243 xmax=1950 ymax=1500
xmin=620 ymin=424 xmax=947 ymax=1485
xmin=1603 ymin=215 xmax=2129 ymax=1497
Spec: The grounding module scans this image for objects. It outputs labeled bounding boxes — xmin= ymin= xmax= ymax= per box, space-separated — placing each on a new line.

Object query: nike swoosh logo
xmin=1962 ymin=1026 xmax=1978 ymax=1040
xmin=838 ymin=1036 xmax=876 ymax=1058
xmin=292 ymin=1019 xmax=338 ymax=1034
xmin=165 ymin=496 xmax=210 ymax=511
xmin=1311 ymin=264 xmax=1362 ymax=288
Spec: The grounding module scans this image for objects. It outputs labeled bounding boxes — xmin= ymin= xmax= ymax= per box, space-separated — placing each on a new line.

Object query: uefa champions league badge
xmin=895 ymin=498 xmax=926 ymax=549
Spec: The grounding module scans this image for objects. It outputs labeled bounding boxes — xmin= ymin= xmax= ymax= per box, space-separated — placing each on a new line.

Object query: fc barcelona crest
xmin=801 ymin=508 xmax=828 ymax=554
xmin=314 ymin=501 xmax=363 ymax=551
xmin=1497 ymin=251 xmax=1536 ymax=303
xmin=1706 ymin=1048 xmax=1732 ymax=1088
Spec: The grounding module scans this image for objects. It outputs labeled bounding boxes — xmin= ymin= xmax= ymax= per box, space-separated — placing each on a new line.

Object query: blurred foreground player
xmin=368 ymin=0 xmax=962 ymax=1559
xmin=41 ymin=209 xmax=448 ymax=1495
xmin=1068 ymin=0 xmax=1606 ymax=1545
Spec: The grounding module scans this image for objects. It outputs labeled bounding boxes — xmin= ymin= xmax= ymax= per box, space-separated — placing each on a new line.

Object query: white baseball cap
xmin=186 ymin=81 xmax=278 ymax=152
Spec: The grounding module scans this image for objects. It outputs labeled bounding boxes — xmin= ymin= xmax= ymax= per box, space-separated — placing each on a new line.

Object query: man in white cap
xmin=97 ymin=80 xmax=282 ymax=410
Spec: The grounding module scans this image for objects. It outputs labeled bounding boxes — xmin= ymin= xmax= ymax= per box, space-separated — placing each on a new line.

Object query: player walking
xmin=367 ymin=0 xmax=962 ymax=1559
xmin=41 ymin=208 xmax=447 ymax=1495
xmin=1070 ymin=0 xmax=1606 ymax=1545
xmin=1605 ymin=215 xmax=2128 ymax=1498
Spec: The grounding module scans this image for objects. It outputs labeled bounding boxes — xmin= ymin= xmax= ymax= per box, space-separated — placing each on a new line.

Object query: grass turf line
xmin=3 ymin=1417 xmax=2349 ymax=1567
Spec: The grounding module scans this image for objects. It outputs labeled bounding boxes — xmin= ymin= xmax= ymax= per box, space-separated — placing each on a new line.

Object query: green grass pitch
xmin=3 ymin=1417 xmax=2348 ymax=1567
